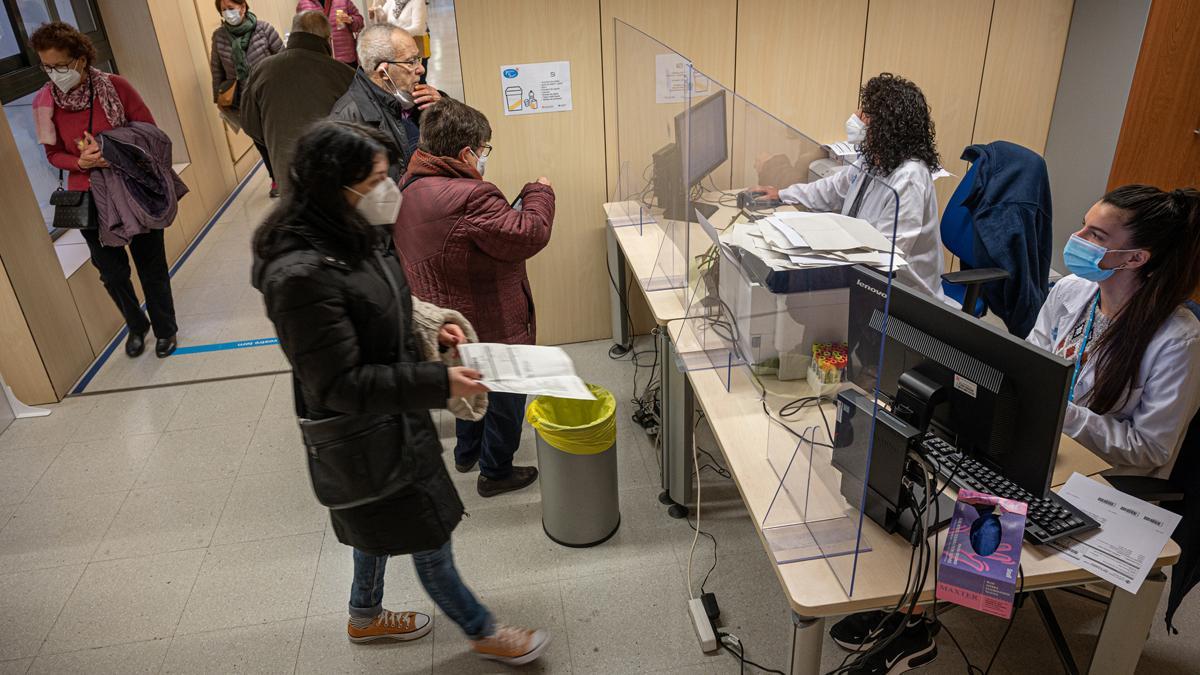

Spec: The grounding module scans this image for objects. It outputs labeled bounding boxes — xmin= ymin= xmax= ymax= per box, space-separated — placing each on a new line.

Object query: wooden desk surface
xmin=687 ymin=365 xmax=1181 ymax=617
xmin=608 ymin=200 xmax=746 ymax=326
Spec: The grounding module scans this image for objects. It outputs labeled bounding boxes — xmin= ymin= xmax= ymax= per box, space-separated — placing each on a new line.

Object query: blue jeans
xmin=349 ymin=541 xmax=494 ymax=639
xmin=455 ymin=392 xmax=527 ymax=480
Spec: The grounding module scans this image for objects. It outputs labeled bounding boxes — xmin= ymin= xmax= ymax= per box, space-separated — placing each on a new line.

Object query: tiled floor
xmin=4 ymin=141 xmax=1200 ymax=675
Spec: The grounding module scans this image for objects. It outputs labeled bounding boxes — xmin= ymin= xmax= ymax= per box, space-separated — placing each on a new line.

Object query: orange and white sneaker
xmin=346 ymin=609 xmax=432 ymax=643
xmin=470 ymin=624 xmax=550 ymax=665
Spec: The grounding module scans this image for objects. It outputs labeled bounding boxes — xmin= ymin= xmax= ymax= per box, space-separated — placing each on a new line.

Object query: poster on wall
xmin=500 ymin=61 xmax=573 ymax=116
xmin=655 ymin=53 xmax=710 ymax=103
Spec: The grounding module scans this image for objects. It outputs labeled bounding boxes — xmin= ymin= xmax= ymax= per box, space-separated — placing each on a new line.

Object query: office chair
xmin=939 ymin=163 xmax=1005 ymax=317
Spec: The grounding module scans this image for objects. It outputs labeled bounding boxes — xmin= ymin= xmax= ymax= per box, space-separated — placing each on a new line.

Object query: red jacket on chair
xmin=394 ymin=150 xmax=555 ymax=345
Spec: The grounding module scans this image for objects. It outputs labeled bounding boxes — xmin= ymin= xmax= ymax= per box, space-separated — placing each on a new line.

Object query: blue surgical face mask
xmin=1063 ymin=233 xmax=1138 ymax=282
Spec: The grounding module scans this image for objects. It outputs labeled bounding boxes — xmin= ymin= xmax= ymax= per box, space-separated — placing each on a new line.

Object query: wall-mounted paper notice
xmin=500 ymin=61 xmax=572 ymax=116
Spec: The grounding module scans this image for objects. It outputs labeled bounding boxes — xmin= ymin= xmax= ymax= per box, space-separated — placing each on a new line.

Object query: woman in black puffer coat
xmin=252 ymin=121 xmax=549 ymax=665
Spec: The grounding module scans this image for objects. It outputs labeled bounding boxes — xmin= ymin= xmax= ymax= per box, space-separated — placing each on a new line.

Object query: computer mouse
xmin=969 ymin=503 xmax=1002 ymax=556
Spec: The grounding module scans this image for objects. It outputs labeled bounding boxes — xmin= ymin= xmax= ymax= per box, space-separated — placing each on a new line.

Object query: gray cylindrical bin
xmin=527 ymin=386 xmax=620 ymax=547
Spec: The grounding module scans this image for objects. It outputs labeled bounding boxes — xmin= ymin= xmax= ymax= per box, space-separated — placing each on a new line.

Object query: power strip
xmin=688 ymin=598 xmax=719 ymax=653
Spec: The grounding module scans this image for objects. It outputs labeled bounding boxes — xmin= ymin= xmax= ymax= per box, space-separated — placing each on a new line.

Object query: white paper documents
xmin=1050 ymin=473 xmax=1181 ymax=594
xmin=458 ymin=344 xmax=594 ymax=400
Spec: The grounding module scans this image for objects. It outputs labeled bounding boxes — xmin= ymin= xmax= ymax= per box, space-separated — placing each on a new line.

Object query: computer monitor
xmin=845 ymin=267 xmax=1074 ymax=497
xmin=675 ymin=89 xmax=727 ymax=188
xmin=651 ymin=90 xmax=728 ymax=221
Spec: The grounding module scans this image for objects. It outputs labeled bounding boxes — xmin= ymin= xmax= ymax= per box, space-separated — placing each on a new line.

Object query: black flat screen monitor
xmin=846 ymin=267 xmax=1074 ymax=496
xmin=674 ymin=89 xmax=727 ymax=188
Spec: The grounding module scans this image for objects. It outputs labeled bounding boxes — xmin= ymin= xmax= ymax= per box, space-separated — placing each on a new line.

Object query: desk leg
xmin=658 ymin=329 xmax=693 ymax=518
xmin=1087 ymin=569 xmax=1166 ymax=675
xmin=606 ymin=227 xmax=632 ymax=351
xmin=791 ymin=613 xmax=825 ymax=675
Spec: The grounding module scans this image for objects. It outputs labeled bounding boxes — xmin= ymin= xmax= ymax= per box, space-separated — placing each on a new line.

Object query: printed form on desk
xmin=458 ymin=344 xmax=594 ymax=400
xmin=1049 ymin=473 xmax=1181 ymax=594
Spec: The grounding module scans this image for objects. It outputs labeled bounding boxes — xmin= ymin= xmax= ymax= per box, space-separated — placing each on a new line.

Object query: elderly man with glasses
xmin=331 ymin=23 xmax=443 ymax=178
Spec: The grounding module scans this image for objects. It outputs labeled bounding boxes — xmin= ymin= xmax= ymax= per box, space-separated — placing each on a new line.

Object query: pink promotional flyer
xmin=936 ymin=489 xmax=1027 ymax=619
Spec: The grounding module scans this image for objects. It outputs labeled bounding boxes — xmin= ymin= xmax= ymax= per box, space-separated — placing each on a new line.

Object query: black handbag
xmin=50 ymin=78 xmax=98 ymax=230
xmin=297 ymin=251 xmax=414 ymax=510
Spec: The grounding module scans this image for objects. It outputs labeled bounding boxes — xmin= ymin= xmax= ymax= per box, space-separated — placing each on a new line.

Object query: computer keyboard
xmin=919 ymin=435 xmax=1100 ymax=545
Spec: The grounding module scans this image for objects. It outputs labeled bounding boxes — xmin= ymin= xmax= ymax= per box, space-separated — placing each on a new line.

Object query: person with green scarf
xmin=210 ymin=0 xmax=285 ymax=196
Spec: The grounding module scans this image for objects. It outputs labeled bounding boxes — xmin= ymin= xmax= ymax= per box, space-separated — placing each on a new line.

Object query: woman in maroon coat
xmin=393 ymin=99 xmax=555 ymax=498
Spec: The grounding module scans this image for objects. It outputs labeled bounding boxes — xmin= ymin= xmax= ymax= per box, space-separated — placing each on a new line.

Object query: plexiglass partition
xmin=612 ymin=23 xmax=910 ymax=597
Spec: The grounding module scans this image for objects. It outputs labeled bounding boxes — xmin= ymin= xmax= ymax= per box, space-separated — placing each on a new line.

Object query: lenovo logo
xmin=855 ymin=279 xmax=887 ymax=299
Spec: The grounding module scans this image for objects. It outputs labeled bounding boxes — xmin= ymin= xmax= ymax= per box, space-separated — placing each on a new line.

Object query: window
xmin=0 ymin=0 xmax=113 ymax=236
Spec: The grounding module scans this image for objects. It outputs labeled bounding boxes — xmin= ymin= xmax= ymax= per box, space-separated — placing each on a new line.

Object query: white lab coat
xmin=1026 ymin=275 xmax=1200 ymax=478
xmin=371 ymin=0 xmax=427 ymax=34
xmin=779 ymin=159 xmax=953 ymax=306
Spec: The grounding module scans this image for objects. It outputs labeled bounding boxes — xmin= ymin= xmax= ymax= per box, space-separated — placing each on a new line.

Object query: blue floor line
xmin=172 ymin=337 xmax=278 ymax=356
xmin=70 ymin=161 xmax=265 ymax=396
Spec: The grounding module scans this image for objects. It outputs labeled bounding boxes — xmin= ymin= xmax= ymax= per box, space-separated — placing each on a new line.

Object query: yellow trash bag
xmin=525 ymin=384 xmax=616 ymax=455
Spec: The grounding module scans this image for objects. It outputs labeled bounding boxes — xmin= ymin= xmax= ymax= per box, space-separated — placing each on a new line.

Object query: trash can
xmin=526 ymin=385 xmax=620 ymax=547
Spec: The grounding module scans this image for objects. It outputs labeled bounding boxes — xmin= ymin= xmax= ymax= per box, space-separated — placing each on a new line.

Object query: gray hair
xmin=356 ymin=24 xmax=412 ymax=74
xmin=292 ymin=10 xmax=331 ymax=40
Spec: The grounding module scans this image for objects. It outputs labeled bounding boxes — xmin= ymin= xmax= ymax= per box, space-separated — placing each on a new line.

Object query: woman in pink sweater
xmin=32 ymin=22 xmax=179 ymax=359
xmin=296 ymin=0 xmax=364 ymax=66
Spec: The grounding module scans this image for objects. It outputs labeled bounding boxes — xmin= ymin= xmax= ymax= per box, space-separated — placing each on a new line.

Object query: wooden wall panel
xmin=99 ymin=0 xmax=190 ymax=164
xmin=455 ymin=0 xmax=609 ymax=345
xmin=861 ymin=0 xmax=993 ymax=212
xmin=600 ymin=0 xmax=737 ymax=197
xmin=67 ymin=265 xmax=123 ymax=357
xmin=971 ymin=0 xmax=1073 ymax=153
xmin=149 ymin=0 xmax=238 ymax=219
xmin=0 ymin=105 xmax=94 ymax=400
xmin=0 ymin=260 xmax=56 ymax=405
xmin=735 ymin=0 xmax=868 ymax=145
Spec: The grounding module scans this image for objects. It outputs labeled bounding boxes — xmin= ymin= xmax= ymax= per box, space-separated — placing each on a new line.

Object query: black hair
xmin=254 ymin=121 xmax=397 ymax=262
xmin=858 ymin=73 xmax=941 ymax=175
xmin=1088 ymin=185 xmax=1200 ymax=414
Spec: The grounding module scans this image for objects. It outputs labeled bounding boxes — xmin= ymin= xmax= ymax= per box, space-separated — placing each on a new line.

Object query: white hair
xmin=356 ymin=24 xmax=412 ymax=73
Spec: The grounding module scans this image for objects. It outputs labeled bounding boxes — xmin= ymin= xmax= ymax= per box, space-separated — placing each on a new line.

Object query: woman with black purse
xmin=252 ymin=120 xmax=549 ymax=666
xmin=32 ymin=22 xmax=179 ymax=358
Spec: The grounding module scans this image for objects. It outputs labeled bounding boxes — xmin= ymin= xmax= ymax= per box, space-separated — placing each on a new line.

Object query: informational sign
xmin=655 ymin=53 xmax=710 ymax=103
xmin=500 ymin=61 xmax=572 ymax=116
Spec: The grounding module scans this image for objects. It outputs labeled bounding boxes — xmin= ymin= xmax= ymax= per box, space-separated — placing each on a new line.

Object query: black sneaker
xmin=477 ymin=466 xmax=538 ymax=498
xmin=455 ymin=458 xmax=478 ymax=473
xmin=846 ymin=619 xmax=936 ymax=674
xmin=830 ymin=610 xmax=903 ymax=651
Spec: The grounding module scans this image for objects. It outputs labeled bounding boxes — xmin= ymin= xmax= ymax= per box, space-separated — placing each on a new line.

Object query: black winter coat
xmin=252 ymin=219 xmax=463 ymax=556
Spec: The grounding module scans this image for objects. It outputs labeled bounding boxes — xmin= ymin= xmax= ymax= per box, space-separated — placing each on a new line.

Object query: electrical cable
xmin=686 ymin=431 xmax=704 ymax=599
xmin=718 ymin=633 xmax=787 ymax=675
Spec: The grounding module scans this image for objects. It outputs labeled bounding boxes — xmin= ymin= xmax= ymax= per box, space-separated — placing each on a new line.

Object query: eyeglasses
xmin=40 ymin=60 xmax=77 ymax=74
xmin=383 ymin=56 xmax=422 ymax=69
xmin=475 ymin=144 xmax=493 ymax=158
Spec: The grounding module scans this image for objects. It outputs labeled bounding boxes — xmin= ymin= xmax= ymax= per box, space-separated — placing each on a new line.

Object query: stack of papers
xmin=458 ymin=344 xmax=595 ymax=400
xmin=824 ymin=142 xmax=860 ymax=161
xmin=726 ymin=211 xmax=907 ymax=272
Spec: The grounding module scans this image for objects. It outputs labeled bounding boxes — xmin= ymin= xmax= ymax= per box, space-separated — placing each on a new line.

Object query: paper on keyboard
xmin=458 ymin=344 xmax=595 ymax=400
xmin=771 ymin=212 xmax=892 ymax=252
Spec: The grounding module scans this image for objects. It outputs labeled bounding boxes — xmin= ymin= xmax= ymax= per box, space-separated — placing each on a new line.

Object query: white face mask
xmin=469 ymin=148 xmax=487 ymax=177
xmin=222 ymin=8 xmax=244 ymax=25
xmin=347 ymin=179 xmax=403 ymax=225
xmin=381 ymin=68 xmax=416 ymax=110
xmin=845 ymin=113 xmax=867 ymax=145
xmin=49 ymin=65 xmax=82 ymax=93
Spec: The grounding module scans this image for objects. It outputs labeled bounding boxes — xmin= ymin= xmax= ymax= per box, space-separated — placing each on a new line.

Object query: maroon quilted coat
xmin=394 ymin=150 xmax=555 ymax=345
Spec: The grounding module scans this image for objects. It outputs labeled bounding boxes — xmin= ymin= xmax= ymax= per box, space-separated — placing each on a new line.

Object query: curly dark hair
xmin=30 ymin=22 xmax=97 ymax=66
xmin=858 ymin=73 xmax=940 ymax=175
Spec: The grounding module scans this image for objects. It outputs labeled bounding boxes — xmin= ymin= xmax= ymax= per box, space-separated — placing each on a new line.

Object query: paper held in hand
xmin=458 ymin=344 xmax=595 ymax=400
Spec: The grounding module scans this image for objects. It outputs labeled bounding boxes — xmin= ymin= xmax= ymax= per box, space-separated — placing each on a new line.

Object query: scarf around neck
xmin=34 ymin=67 xmax=126 ymax=146
xmin=224 ymin=11 xmax=258 ymax=82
